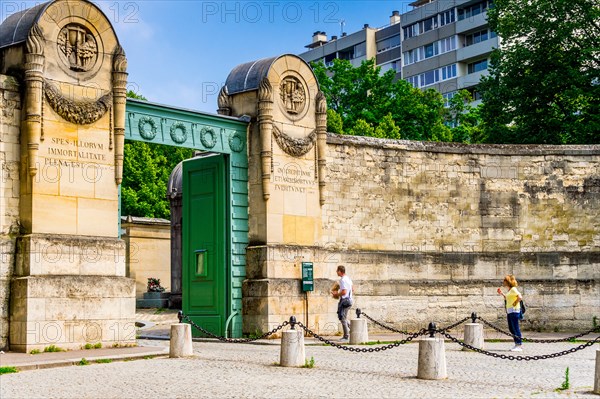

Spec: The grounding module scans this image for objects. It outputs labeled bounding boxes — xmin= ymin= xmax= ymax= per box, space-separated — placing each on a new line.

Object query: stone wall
xmin=245 ymin=135 xmax=600 ymax=334
xmin=322 ymin=135 xmax=600 ymax=330
xmin=121 ymin=216 xmax=170 ymax=299
xmin=0 ymin=75 xmax=21 ymax=349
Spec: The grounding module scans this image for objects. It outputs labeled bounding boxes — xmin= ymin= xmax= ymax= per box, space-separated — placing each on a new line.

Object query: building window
xmin=468 ymin=59 xmax=488 ymax=74
xmin=441 ymin=64 xmax=457 ymax=80
xmin=467 ymin=88 xmax=483 ymax=101
xmin=377 ymin=35 xmax=401 ymax=53
xmin=324 ymin=53 xmax=336 ymax=66
xmin=403 ymin=23 xmax=420 ymax=39
xmin=440 ymin=36 xmax=457 ymax=53
xmin=443 ymin=91 xmax=458 ymax=106
xmin=440 ymin=9 xmax=456 ymax=26
xmin=419 ymin=16 xmax=438 ymax=33
xmin=420 ymin=69 xmax=440 ymax=87
xmin=406 ymin=75 xmax=419 ymax=88
xmin=423 ymin=42 xmax=439 ymax=58
xmin=339 ymin=46 xmax=355 ymax=60
xmin=380 ymin=61 xmax=399 ymax=75
xmin=355 ymin=42 xmax=367 ymax=58
xmin=465 ymin=29 xmax=489 ymax=46
xmin=458 ymin=1 xmax=489 ymax=21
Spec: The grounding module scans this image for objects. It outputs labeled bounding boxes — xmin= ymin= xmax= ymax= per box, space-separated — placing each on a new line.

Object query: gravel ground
xmin=1 ymin=339 xmax=598 ymax=399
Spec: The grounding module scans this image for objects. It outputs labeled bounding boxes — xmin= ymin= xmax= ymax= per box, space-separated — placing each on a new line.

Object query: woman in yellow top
xmin=496 ymin=274 xmax=523 ymax=351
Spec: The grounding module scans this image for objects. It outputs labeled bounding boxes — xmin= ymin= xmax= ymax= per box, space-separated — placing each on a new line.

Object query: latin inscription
xmin=272 ymin=162 xmax=316 ymax=193
xmin=45 ymin=137 xmax=107 ymax=168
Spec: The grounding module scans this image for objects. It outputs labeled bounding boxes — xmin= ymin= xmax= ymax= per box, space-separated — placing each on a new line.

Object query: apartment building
xmin=299 ymin=11 xmax=403 ymax=80
xmin=402 ymin=0 xmax=497 ymax=104
xmin=298 ymin=1 xmax=498 ymax=104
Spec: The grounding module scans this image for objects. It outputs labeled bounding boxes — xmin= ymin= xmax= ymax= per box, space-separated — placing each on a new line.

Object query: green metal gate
xmin=124 ymin=99 xmax=248 ymax=337
xmin=182 ymin=154 xmax=227 ymax=336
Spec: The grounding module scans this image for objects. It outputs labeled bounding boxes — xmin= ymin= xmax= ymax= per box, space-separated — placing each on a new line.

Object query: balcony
xmin=457 ymin=69 xmax=488 ymax=89
xmin=456 ymin=11 xmax=488 ymax=34
xmin=457 ymin=36 xmax=498 ymax=62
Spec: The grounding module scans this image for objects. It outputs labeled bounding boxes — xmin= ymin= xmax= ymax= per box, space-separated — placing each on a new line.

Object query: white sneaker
xmin=338 ymin=337 xmax=349 ymax=342
xmin=510 ymin=345 xmax=523 ymax=352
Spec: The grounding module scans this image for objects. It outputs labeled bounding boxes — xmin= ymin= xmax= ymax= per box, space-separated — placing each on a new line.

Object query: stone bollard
xmin=280 ymin=317 xmax=305 ymax=367
xmin=594 ymin=350 xmax=600 ymax=394
xmin=463 ymin=323 xmax=484 ymax=350
xmin=169 ymin=323 xmax=193 ymax=358
xmin=280 ymin=330 xmax=305 ymax=367
xmin=350 ymin=318 xmax=368 ymax=345
xmin=417 ymin=323 xmax=447 ymax=380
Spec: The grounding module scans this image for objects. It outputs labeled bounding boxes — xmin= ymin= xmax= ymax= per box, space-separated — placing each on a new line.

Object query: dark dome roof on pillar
xmin=0 ymin=2 xmax=51 ymax=49
xmin=224 ymin=54 xmax=313 ymax=95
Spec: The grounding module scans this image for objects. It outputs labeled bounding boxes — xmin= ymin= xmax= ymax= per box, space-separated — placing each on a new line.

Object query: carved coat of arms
xmin=57 ymin=24 xmax=98 ymax=72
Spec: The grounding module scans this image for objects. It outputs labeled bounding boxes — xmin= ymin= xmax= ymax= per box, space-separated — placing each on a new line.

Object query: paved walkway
xmin=1 ymin=338 xmax=598 ymax=399
xmin=1 ymin=309 xmax=598 ymax=398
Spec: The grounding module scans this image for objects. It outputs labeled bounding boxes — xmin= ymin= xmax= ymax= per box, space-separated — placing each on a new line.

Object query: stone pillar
xmin=417 ymin=337 xmax=447 ymax=380
xmin=5 ymin=0 xmax=136 ymax=352
xmin=350 ymin=318 xmax=368 ymax=345
xmin=280 ymin=329 xmax=305 ymax=367
xmin=315 ymin=91 xmax=327 ymax=206
xmin=463 ymin=323 xmax=484 ymax=350
xmin=23 ymin=24 xmax=45 ymax=177
xmin=112 ymin=45 xmax=128 ymax=185
xmin=257 ymin=78 xmax=273 ymax=201
xmin=170 ymin=324 xmax=194 ymax=358
xmin=594 ymin=350 xmax=600 ymax=394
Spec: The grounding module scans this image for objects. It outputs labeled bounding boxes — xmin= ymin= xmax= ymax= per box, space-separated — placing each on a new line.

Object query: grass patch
xmin=95 ymin=359 xmax=113 ymax=364
xmin=43 ymin=345 xmax=65 ymax=353
xmin=555 ymin=367 xmax=570 ymax=392
xmin=83 ymin=342 xmax=102 ymax=350
xmin=77 ymin=358 xmax=90 ymax=366
xmin=143 ymin=355 xmax=156 ymax=360
xmin=154 ymin=308 xmax=166 ymax=314
xmin=0 ymin=366 xmax=18 ymax=375
xmin=112 ymin=343 xmax=137 ymax=348
xmin=29 ymin=349 xmax=41 ymax=354
xmin=302 ymin=356 xmax=315 ymax=368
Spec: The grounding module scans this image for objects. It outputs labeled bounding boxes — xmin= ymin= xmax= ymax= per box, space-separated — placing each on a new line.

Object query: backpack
xmin=519 ymin=300 xmax=526 ymax=320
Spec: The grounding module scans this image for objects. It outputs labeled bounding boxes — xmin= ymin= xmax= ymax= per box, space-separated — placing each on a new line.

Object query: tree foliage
xmin=480 ymin=0 xmax=600 ymax=144
xmin=122 ymin=91 xmax=194 ymax=219
xmin=312 ymin=59 xmax=479 ymax=143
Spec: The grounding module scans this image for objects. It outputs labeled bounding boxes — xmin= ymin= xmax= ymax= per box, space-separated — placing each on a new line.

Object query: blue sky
xmin=2 ymin=1 xmax=412 ymax=113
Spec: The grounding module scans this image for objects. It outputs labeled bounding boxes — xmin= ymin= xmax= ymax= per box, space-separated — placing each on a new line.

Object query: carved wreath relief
xmin=57 ymin=24 xmax=98 ymax=72
xmin=279 ymin=77 xmax=306 ymax=116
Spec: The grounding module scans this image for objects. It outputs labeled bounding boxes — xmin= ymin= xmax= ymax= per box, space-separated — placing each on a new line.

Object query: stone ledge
xmin=326 ymin=132 xmax=600 ymax=156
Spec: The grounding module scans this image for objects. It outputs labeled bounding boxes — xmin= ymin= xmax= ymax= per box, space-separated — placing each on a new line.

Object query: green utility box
xmin=302 ymin=262 xmax=314 ymax=292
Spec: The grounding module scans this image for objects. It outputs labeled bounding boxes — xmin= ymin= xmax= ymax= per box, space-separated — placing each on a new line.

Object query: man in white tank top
xmin=336 ymin=265 xmax=353 ymax=342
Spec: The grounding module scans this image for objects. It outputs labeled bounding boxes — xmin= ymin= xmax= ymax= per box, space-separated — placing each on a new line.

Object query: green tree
xmin=312 ymin=59 xmax=455 ymax=142
xmin=445 ymin=90 xmax=484 ymax=143
xmin=374 ymin=113 xmax=401 ymax=139
xmin=480 ymin=0 xmax=600 ymax=144
xmin=327 ymin=109 xmax=344 ymax=133
xmin=122 ymin=92 xmax=193 ymax=218
xmin=348 ymin=119 xmax=375 ymax=136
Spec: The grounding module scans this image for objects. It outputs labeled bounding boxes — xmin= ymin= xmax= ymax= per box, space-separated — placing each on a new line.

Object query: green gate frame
xmin=124 ymin=98 xmax=249 ymax=337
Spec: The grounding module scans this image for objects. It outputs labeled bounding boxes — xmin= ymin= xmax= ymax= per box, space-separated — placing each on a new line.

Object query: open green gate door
xmin=182 ymin=153 xmax=228 ymax=336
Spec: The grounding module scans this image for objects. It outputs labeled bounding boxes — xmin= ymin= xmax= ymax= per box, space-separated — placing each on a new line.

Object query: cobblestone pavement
xmin=1 ymin=338 xmax=598 ymax=399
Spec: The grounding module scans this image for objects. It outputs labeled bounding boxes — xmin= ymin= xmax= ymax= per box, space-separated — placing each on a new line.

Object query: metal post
xmin=471 ymin=312 xmax=477 ymax=324
xmin=428 ymin=322 xmax=436 ymax=338
xmin=177 ymin=310 xmax=183 ymax=323
xmin=290 ymin=316 xmax=297 ymax=330
xmin=356 ymin=308 xmax=362 ymax=318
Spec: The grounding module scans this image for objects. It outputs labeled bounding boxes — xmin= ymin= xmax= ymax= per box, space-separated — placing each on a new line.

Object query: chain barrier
xmin=361 ymin=312 xmax=470 ymax=335
xmin=182 ymin=315 xmax=288 ymax=343
xmin=438 ymin=329 xmax=600 ymax=361
xmin=296 ymin=321 xmax=428 ymax=352
xmin=360 ymin=312 xmax=413 ymax=335
xmin=477 ymin=316 xmax=600 ymax=343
